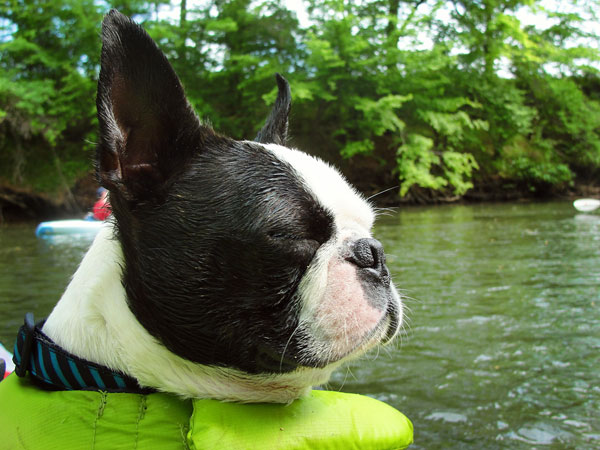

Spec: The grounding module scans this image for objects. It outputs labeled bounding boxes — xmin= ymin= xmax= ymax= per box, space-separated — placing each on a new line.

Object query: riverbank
xmin=1 ymin=174 xmax=598 ymax=223
xmin=0 ymin=173 xmax=98 ymax=223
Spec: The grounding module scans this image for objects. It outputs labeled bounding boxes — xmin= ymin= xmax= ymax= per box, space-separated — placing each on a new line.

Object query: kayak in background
xmin=573 ymin=198 xmax=600 ymax=213
xmin=35 ymin=219 xmax=105 ymax=238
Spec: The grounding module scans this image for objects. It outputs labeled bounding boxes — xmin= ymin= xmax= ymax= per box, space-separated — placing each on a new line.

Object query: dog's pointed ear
xmin=96 ymin=10 xmax=206 ymax=201
xmin=255 ymin=74 xmax=291 ymax=146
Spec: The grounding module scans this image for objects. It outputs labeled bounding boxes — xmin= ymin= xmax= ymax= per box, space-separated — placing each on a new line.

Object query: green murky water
xmin=1 ymin=201 xmax=599 ymax=448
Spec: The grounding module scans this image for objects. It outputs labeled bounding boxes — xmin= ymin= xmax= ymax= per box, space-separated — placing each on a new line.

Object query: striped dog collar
xmin=12 ymin=313 xmax=153 ymax=394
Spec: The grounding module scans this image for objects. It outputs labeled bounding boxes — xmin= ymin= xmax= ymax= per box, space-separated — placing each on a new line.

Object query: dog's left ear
xmin=255 ymin=74 xmax=291 ymax=146
xmin=96 ymin=10 xmax=208 ymax=202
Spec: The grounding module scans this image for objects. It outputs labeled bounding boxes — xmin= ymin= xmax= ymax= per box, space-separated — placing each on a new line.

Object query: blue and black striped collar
xmin=12 ymin=313 xmax=154 ymax=394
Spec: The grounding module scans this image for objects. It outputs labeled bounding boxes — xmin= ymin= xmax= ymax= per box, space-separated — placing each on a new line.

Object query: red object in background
xmin=93 ymin=192 xmax=111 ymax=221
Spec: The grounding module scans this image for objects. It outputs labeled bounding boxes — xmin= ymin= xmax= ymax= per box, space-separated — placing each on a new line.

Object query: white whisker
xmin=279 ymin=322 xmax=302 ymax=372
xmin=367 ymin=186 xmax=399 ymax=202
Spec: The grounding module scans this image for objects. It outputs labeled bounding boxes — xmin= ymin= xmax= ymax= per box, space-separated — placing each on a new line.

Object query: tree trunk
xmin=179 ymin=0 xmax=188 ymax=61
xmin=180 ymin=0 xmax=187 ymax=29
xmin=386 ymin=0 xmax=400 ymax=39
xmin=483 ymin=0 xmax=495 ymax=78
xmin=10 ymin=129 xmax=25 ymax=185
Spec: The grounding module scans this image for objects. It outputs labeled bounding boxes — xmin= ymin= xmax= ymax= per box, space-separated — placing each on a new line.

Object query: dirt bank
xmin=0 ymin=172 xmax=98 ymax=223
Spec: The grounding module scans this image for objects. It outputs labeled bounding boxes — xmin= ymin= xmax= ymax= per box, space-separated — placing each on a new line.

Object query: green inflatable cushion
xmin=0 ymin=374 xmax=413 ymax=449
xmin=189 ymin=389 xmax=413 ymax=450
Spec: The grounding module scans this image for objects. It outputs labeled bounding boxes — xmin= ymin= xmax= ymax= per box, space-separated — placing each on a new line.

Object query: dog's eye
xmin=268 ymin=231 xmax=300 ymax=241
xmin=268 ymin=231 xmax=321 ymax=259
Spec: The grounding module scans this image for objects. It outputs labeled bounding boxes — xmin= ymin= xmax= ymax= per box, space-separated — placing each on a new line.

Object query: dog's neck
xmin=42 ymin=225 xmax=335 ymax=403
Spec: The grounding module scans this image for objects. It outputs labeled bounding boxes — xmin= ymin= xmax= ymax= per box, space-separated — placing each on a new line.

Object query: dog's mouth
xmin=349 ymin=299 xmax=402 ymax=356
xmin=280 ymin=295 xmax=402 ymax=373
xmin=249 ymin=298 xmax=401 ymax=375
xmin=381 ymin=296 xmax=402 ymax=345
xmin=322 ymin=302 xmax=402 ymax=369
xmin=255 ymin=343 xmax=302 ymax=373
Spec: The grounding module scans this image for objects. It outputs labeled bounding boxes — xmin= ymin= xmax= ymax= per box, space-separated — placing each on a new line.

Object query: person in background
xmin=84 ymin=187 xmax=112 ymax=221
xmin=93 ymin=187 xmax=111 ymax=221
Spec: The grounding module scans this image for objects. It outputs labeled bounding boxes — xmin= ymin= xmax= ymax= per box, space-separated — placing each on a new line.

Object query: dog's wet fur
xmin=42 ymin=10 xmax=403 ymax=403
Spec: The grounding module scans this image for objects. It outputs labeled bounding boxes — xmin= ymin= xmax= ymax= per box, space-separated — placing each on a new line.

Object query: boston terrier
xmin=40 ymin=10 xmax=403 ymax=403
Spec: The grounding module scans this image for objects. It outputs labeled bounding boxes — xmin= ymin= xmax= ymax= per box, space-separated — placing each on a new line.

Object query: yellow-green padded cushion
xmin=0 ymin=374 xmax=192 ymax=450
xmin=188 ymin=389 xmax=413 ymax=450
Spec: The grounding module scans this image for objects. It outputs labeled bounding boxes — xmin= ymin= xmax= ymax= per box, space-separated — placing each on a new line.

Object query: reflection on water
xmin=1 ymin=202 xmax=599 ymax=448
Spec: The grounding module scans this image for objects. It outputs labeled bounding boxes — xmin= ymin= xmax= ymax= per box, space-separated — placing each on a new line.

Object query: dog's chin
xmin=247 ymin=295 xmax=400 ymax=381
xmin=296 ymin=295 xmax=402 ymax=372
xmin=228 ymin=316 xmax=398 ymax=403
xmin=331 ymin=307 xmax=400 ymax=363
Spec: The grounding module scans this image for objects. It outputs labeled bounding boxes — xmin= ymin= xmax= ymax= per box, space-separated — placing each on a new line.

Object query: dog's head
xmin=97 ymin=11 xmax=402 ymax=386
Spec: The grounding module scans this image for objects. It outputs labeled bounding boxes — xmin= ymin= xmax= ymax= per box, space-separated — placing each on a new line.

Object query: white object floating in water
xmin=0 ymin=342 xmax=14 ymax=376
xmin=35 ymin=219 xmax=105 ymax=237
xmin=573 ymin=198 xmax=600 ymax=213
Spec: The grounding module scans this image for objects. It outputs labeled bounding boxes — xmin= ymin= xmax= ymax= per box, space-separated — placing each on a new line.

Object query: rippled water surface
xmin=1 ymin=202 xmax=599 ymax=448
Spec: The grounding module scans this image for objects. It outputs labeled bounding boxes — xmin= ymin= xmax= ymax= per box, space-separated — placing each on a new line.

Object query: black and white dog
xmin=42 ymin=10 xmax=403 ymax=403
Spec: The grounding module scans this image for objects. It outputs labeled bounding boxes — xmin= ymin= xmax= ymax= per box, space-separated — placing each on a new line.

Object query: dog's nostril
xmin=347 ymin=238 xmax=385 ymax=269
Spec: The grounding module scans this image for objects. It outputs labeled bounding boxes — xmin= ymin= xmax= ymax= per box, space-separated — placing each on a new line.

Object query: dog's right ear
xmin=255 ymin=74 xmax=291 ymax=146
xmin=96 ymin=10 xmax=208 ymax=202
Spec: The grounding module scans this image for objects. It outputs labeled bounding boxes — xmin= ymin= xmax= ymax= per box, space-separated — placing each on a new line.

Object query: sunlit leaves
xmin=355 ymin=95 xmax=412 ymax=136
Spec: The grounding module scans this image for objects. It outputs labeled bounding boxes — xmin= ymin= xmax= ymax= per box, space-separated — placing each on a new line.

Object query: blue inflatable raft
xmin=35 ymin=220 xmax=104 ymax=238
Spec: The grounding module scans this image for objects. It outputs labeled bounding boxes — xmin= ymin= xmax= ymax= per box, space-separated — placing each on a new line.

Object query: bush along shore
xmin=1 ymin=0 xmax=599 ymax=221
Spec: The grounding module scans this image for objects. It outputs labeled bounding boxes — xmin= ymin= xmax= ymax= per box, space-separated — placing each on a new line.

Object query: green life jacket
xmin=0 ymin=374 xmax=413 ymax=449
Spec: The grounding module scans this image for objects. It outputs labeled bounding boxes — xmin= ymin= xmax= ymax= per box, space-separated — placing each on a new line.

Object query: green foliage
xmin=442 ymin=151 xmax=480 ymax=195
xmin=1 ymin=0 xmax=599 ymax=201
xmin=531 ymin=77 xmax=600 ymax=171
xmin=356 ymin=95 xmax=411 ymax=137
xmin=397 ymin=134 xmax=446 ymax=195
xmin=340 ymin=95 xmax=411 ymax=158
xmin=396 ymin=134 xmax=480 ymax=196
xmin=494 ymin=135 xmax=573 ymax=190
xmin=0 ymin=0 xmax=101 ymax=191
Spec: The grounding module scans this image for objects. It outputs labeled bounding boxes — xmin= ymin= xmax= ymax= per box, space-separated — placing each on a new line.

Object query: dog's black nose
xmin=346 ymin=238 xmax=390 ymax=282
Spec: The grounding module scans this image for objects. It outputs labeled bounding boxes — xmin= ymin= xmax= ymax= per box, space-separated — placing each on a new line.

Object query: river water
xmin=1 ymin=201 xmax=598 ymax=448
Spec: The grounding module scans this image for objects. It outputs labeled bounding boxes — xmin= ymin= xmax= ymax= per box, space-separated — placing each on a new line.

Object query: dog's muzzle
xmin=345 ymin=237 xmax=400 ymax=344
